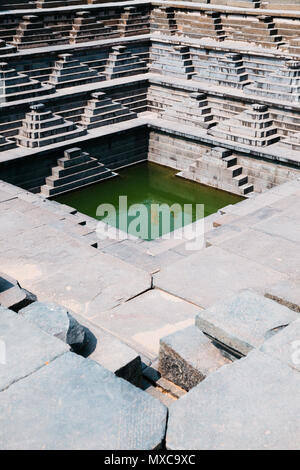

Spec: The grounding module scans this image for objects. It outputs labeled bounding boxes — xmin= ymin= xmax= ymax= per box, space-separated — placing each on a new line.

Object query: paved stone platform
xmin=0 ymin=352 xmax=167 ymax=450
xmin=167 ymin=350 xmax=300 ymax=450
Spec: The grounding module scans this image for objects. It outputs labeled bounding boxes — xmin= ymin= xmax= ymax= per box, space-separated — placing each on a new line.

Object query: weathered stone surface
xmin=265 ymin=280 xmax=300 ymax=313
xmin=260 ymin=318 xmax=300 ymax=372
xmin=0 ymin=306 xmax=69 ymax=392
xmin=19 ymin=301 xmax=86 ymax=352
xmin=159 ymin=325 xmax=231 ymax=391
xmin=0 ymin=352 xmax=167 ymax=450
xmin=167 ymin=351 xmax=300 ymax=450
xmin=91 ymin=289 xmax=198 ymax=358
xmin=195 ymin=290 xmax=297 ymax=356
xmin=154 ymin=246 xmax=286 ymax=309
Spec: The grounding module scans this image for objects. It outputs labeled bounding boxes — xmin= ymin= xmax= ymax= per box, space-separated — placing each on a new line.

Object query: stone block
xmin=0 ymin=306 xmax=69 ymax=392
xmin=159 ymin=325 xmax=231 ymax=390
xmin=167 ymin=351 xmax=300 ymax=450
xmin=195 ymin=290 xmax=298 ymax=356
xmin=19 ymin=301 xmax=86 ymax=352
xmin=0 ymin=352 xmax=167 ymax=450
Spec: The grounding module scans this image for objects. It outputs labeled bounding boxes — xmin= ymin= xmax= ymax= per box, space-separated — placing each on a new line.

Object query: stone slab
xmin=90 ymin=289 xmax=198 ymax=358
xmin=154 ymin=245 xmax=286 ymax=309
xmin=0 ymin=306 xmax=69 ymax=392
xmin=260 ymin=318 xmax=300 ymax=372
xmin=195 ymin=290 xmax=298 ymax=356
xmin=159 ymin=325 xmax=231 ymax=390
xmin=167 ymin=351 xmax=300 ymax=450
xmin=0 ymin=352 xmax=167 ymax=450
xmin=19 ymin=301 xmax=86 ymax=351
xmin=219 ymin=229 xmax=300 ymax=279
xmin=265 ymin=280 xmax=300 ymax=313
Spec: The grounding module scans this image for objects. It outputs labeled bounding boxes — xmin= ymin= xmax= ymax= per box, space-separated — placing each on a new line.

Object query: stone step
xmin=42 ymin=169 xmax=117 ymax=197
xmin=46 ymin=165 xmax=109 ymax=188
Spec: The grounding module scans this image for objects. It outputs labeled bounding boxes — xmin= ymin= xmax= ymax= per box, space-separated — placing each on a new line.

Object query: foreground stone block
xmin=167 ymin=351 xmax=300 ymax=450
xmin=195 ymin=290 xmax=298 ymax=356
xmin=0 ymin=353 xmax=167 ymax=450
xmin=0 ymin=307 xmax=69 ymax=392
xmin=159 ymin=325 xmax=231 ymax=391
xmin=19 ymin=301 xmax=86 ymax=352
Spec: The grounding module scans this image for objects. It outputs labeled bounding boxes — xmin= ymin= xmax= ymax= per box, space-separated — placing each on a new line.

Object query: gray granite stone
xmin=260 ymin=318 xmax=300 ymax=372
xmin=0 ymin=352 xmax=167 ymax=450
xmin=154 ymin=246 xmax=286 ymax=309
xmin=195 ymin=290 xmax=298 ymax=356
xmin=159 ymin=325 xmax=231 ymax=390
xmin=19 ymin=301 xmax=86 ymax=351
xmin=0 ymin=306 xmax=69 ymax=391
xmin=91 ymin=289 xmax=198 ymax=358
xmin=167 ymin=351 xmax=300 ymax=450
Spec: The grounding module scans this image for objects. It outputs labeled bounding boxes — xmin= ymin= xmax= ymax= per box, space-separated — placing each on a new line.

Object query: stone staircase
xmin=80 ymin=92 xmax=137 ymax=130
xmin=245 ymin=60 xmax=300 ymax=103
xmin=192 ymin=53 xmax=251 ymax=89
xmin=36 ymin=0 xmax=83 ymax=7
xmin=164 ymin=92 xmax=217 ymax=130
xmin=12 ymin=15 xmax=68 ymax=50
xmin=40 ymin=147 xmax=118 ymax=197
xmin=104 ymin=46 xmax=148 ymax=80
xmin=17 ymin=104 xmax=86 ymax=149
xmin=0 ymin=62 xmax=54 ymax=104
xmin=119 ymin=6 xmax=150 ymax=37
xmin=176 ymin=10 xmax=226 ymax=42
xmin=222 ymin=15 xmax=284 ymax=48
xmin=177 ymin=147 xmax=254 ymax=196
xmin=151 ymin=6 xmax=177 ymax=36
xmin=69 ymin=11 xmax=119 ymax=44
xmin=47 ymin=53 xmax=104 ymax=90
xmin=150 ymin=42 xmax=195 ymax=79
xmin=208 ymin=104 xmax=280 ymax=147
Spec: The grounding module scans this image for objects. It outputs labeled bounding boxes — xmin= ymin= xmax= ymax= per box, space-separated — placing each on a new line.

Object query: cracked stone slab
xmin=260 ymin=318 xmax=300 ymax=372
xmin=167 ymin=351 xmax=300 ymax=450
xmin=195 ymin=290 xmax=298 ymax=356
xmin=90 ymin=289 xmax=198 ymax=358
xmin=159 ymin=325 xmax=231 ymax=391
xmin=154 ymin=246 xmax=286 ymax=309
xmin=0 ymin=352 xmax=167 ymax=450
xmin=0 ymin=306 xmax=69 ymax=392
xmin=19 ymin=302 xmax=86 ymax=352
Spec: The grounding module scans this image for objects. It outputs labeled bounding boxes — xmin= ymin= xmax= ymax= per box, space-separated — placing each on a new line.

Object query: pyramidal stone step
xmin=69 ymin=11 xmax=119 ymax=44
xmin=118 ymin=6 xmax=150 ymax=37
xmin=150 ymin=43 xmax=195 ymax=80
xmin=104 ymin=45 xmax=148 ymax=80
xmin=151 ymin=6 xmax=178 ymax=35
xmin=208 ymin=104 xmax=280 ymax=147
xmin=193 ymin=53 xmax=251 ymax=89
xmin=41 ymin=147 xmax=118 ymax=197
xmin=12 ymin=15 xmax=68 ymax=49
xmin=17 ymin=104 xmax=87 ymax=149
xmin=47 ymin=54 xmax=105 ymax=90
xmin=81 ymin=92 xmax=137 ymax=130
xmin=245 ymin=60 xmax=300 ymax=103
xmin=164 ymin=92 xmax=217 ymax=129
xmin=0 ymin=62 xmax=54 ymax=103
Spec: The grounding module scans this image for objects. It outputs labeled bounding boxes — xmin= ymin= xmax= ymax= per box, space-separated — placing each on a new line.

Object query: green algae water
xmin=54 ymin=162 xmax=243 ymax=240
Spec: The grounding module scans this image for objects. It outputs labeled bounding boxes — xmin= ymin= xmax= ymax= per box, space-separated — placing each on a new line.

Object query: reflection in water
xmin=54 ymin=162 xmax=243 ymax=240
